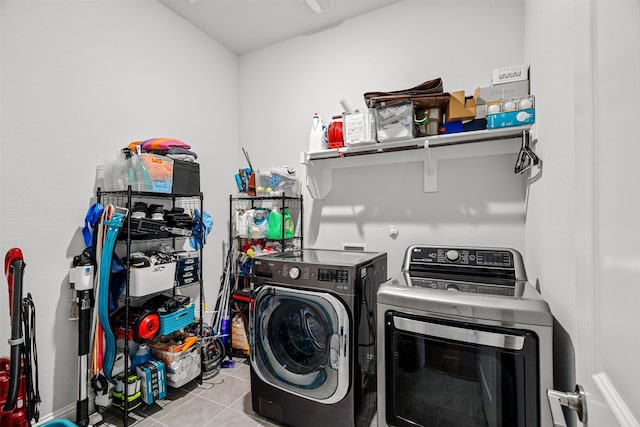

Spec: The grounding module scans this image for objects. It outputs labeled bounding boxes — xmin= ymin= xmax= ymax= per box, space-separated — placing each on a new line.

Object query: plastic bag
xmin=231 ymin=314 xmax=249 ymax=351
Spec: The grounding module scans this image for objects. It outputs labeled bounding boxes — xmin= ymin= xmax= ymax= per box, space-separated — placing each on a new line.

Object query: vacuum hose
xmin=2 ymin=258 xmax=25 ymax=412
xmin=98 ymin=211 xmax=126 ymax=383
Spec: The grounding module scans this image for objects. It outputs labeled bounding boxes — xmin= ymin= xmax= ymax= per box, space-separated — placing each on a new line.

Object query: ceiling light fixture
xmin=297 ymin=0 xmax=335 ymax=15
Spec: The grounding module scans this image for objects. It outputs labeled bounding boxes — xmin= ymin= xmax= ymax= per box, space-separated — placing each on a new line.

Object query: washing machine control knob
xmin=289 ymin=266 xmax=300 ymax=279
xmin=445 ymin=250 xmax=460 ymax=262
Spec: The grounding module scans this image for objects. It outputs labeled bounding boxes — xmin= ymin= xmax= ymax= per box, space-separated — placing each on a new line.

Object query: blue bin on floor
xmin=39 ymin=420 xmax=77 ymax=427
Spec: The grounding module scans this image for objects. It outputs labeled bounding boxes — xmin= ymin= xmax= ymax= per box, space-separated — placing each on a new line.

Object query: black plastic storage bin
xmin=172 ymin=160 xmax=200 ymax=195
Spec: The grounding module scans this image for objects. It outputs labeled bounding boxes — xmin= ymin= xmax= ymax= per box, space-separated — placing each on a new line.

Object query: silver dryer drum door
xmin=385 ymin=312 xmax=540 ymax=427
xmin=250 ymin=285 xmax=350 ymax=404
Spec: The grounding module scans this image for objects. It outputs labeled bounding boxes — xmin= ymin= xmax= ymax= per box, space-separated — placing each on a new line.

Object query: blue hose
xmin=97 ymin=211 xmax=125 ymax=384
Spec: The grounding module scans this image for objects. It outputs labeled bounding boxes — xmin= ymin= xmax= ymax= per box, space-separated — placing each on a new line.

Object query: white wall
xmin=524 ymin=2 xmax=640 ymax=422
xmin=523 ymin=0 xmax=578 ymax=397
xmin=0 ymin=0 xmax=593 ymax=421
xmin=0 ymin=0 xmax=239 ymax=419
xmin=239 ymin=0 xmax=527 ymax=272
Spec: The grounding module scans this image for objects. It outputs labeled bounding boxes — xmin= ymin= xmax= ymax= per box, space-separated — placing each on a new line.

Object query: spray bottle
xmin=309 ymin=113 xmax=325 ymax=152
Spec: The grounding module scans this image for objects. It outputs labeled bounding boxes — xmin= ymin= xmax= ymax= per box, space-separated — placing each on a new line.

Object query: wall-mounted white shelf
xmin=300 ymin=125 xmax=533 ymax=199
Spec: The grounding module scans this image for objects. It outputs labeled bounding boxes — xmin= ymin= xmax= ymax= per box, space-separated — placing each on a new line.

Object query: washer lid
xmin=377 ymin=273 xmax=553 ymax=327
xmin=260 ymin=248 xmax=385 ymax=266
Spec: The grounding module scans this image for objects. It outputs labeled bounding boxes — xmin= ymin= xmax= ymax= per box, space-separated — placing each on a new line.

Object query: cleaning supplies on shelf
xmin=309 ymin=112 xmax=325 ymax=152
xmin=247 ymin=208 xmax=269 ymax=238
xmin=283 ymin=208 xmax=294 ymax=239
xmin=266 ymin=207 xmax=283 ymax=239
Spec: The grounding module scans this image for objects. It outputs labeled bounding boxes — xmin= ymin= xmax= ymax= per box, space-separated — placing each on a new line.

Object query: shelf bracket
xmin=306 ymin=161 xmax=332 ymax=200
xmin=301 ymin=151 xmax=331 ymax=200
xmin=423 ymin=140 xmax=438 ymax=192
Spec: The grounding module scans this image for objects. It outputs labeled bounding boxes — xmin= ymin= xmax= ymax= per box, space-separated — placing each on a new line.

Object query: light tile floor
xmin=99 ymin=359 xmax=377 ymax=427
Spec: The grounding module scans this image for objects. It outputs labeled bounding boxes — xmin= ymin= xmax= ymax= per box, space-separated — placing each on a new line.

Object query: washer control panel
xmin=252 ymin=258 xmax=354 ymax=293
xmin=408 ymin=246 xmax=513 ymax=268
xmin=318 ymin=268 xmax=349 ymax=283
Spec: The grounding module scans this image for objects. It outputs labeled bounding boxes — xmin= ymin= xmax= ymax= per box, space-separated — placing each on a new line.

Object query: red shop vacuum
xmin=1 ymin=248 xmax=40 ymax=427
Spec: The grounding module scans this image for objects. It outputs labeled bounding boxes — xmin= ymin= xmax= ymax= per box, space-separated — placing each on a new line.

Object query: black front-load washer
xmin=250 ymin=249 xmax=387 ymax=427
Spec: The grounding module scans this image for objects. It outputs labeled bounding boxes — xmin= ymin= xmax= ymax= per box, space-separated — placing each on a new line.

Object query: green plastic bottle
xmin=267 ymin=207 xmax=283 ymax=239
xmin=284 ymin=208 xmax=294 ymax=239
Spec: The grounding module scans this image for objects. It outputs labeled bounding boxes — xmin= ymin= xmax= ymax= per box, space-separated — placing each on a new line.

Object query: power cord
xmin=22 ymin=292 xmax=40 ymax=423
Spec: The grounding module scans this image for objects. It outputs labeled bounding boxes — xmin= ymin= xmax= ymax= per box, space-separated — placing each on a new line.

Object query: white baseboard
xmin=34 ymin=398 xmax=101 ymax=426
xmin=34 ymin=402 xmax=76 ymax=425
xmin=593 ymin=372 xmax=640 ymax=427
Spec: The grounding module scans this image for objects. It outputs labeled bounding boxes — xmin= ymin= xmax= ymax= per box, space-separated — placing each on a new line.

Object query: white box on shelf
xmin=492 ymin=64 xmax=529 ymax=85
xmin=129 ymin=261 xmax=177 ymax=297
xmin=343 ymin=109 xmax=377 ymax=146
xmin=375 ymin=101 xmax=415 ymax=143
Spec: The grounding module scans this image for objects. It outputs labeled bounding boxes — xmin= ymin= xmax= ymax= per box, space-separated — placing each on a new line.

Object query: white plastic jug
xmin=309 ymin=113 xmax=325 ymax=152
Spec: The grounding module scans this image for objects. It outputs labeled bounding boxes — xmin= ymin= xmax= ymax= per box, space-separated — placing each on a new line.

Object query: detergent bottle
xmin=308 ymin=113 xmax=325 ymax=152
xmin=267 ymin=207 xmax=283 ymax=239
xmin=283 ymin=208 xmax=294 ymax=239
xmin=130 ymin=343 xmax=151 ymax=373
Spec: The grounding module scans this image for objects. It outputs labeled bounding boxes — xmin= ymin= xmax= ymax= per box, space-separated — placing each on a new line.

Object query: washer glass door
xmin=250 ymin=285 xmax=350 ymax=404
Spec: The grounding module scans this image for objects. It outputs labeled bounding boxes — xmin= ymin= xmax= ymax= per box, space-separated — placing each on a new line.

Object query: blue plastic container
xmin=40 ymin=419 xmax=77 ymax=427
xmin=158 ymin=303 xmax=195 ymax=336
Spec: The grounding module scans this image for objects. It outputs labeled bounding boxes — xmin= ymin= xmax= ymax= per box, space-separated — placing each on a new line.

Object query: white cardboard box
xmin=492 ymin=64 xmax=529 ymax=85
xmin=475 ymin=80 xmax=530 ymax=105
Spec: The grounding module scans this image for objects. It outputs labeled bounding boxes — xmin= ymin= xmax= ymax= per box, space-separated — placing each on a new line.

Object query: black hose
xmin=2 ymin=259 xmax=24 ymax=412
xmin=23 ymin=292 xmax=40 ymax=423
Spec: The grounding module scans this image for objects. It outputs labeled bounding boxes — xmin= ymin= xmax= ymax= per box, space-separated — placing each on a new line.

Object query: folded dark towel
xmin=144 ymin=147 xmax=198 ymax=159
xmin=364 ymin=77 xmax=450 ymax=109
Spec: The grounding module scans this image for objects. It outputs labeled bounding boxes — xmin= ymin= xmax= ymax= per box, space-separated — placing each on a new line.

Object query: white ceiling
xmin=157 ymin=0 xmax=403 ymax=55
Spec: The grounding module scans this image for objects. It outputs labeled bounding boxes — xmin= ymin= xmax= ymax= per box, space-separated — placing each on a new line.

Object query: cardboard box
xmin=137 ymin=359 xmax=167 ymax=405
xmin=445 ymin=91 xmax=476 ymax=123
xmin=492 ymin=64 xmax=529 ymax=85
xmin=486 ymin=108 xmax=535 ymax=129
xmin=475 ymin=80 xmax=530 ymax=105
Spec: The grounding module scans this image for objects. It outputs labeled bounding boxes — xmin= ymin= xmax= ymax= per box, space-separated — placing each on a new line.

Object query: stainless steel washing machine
xmin=250 ymin=249 xmax=387 ymax=427
xmin=377 ymin=245 xmax=553 ymax=427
